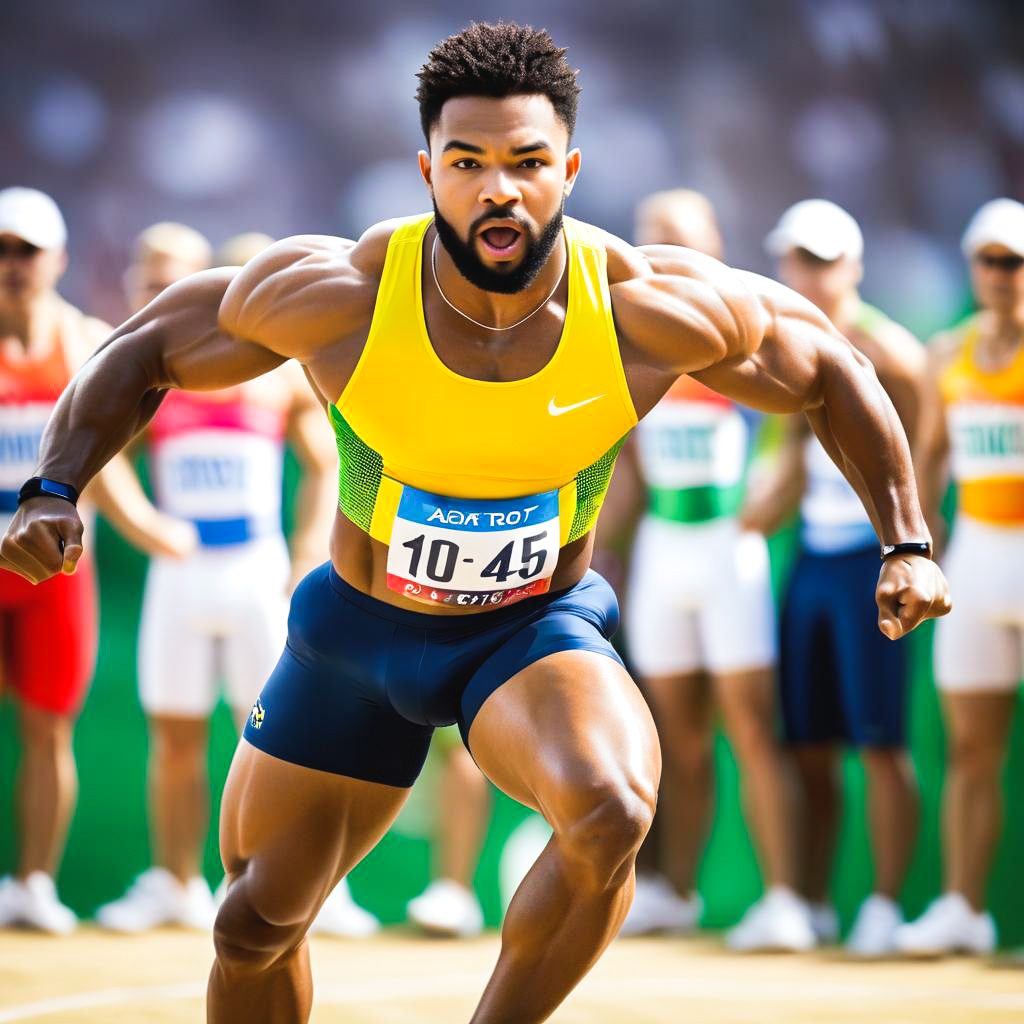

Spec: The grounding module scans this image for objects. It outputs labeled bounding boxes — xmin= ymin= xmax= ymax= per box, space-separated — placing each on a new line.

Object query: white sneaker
xmin=809 ymin=901 xmax=839 ymax=944
xmin=726 ymin=887 xmax=817 ymax=952
xmin=620 ymin=875 xmax=702 ymax=937
xmin=846 ymin=894 xmax=903 ymax=957
xmin=406 ymin=879 xmax=484 ymax=938
xmin=0 ymin=872 xmax=77 ymax=935
xmin=95 ymin=867 xmax=216 ymax=932
xmin=312 ymin=878 xmax=380 ymax=939
xmin=893 ymin=892 xmax=996 ymax=957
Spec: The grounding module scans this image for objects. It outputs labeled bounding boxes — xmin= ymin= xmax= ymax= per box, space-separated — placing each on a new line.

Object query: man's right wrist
xmin=17 ymin=477 xmax=80 ymax=507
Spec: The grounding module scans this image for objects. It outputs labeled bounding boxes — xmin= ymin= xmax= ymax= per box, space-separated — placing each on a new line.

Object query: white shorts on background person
xmin=934 ymin=517 xmax=1024 ymax=692
xmin=625 ymin=514 xmax=776 ymax=677
xmin=138 ymin=534 xmax=290 ymax=716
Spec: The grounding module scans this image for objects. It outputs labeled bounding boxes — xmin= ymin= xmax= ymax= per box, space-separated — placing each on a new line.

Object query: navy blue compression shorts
xmin=241 ymin=564 xmax=623 ymax=787
xmin=779 ymin=544 xmax=907 ymax=748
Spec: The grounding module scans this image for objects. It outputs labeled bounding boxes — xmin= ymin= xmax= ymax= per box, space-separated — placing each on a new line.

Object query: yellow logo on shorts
xmin=249 ymin=699 xmax=265 ymax=730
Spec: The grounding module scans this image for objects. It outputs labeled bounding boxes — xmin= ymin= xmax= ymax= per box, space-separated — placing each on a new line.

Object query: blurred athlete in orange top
xmin=896 ymin=199 xmax=1024 ymax=956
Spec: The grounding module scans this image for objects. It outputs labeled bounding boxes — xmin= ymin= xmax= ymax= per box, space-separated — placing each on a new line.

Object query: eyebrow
xmin=441 ymin=140 xmax=552 ymax=155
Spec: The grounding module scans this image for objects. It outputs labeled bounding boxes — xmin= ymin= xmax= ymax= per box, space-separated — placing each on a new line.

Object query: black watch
xmin=880 ymin=541 xmax=932 ymax=561
xmin=17 ymin=477 xmax=80 ymax=507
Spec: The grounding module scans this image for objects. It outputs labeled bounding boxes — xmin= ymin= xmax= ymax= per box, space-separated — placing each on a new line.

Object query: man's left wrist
xmin=880 ymin=540 xmax=932 ymax=561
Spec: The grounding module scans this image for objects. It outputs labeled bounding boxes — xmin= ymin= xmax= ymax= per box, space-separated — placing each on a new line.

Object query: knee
xmin=949 ymin=732 xmax=1003 ymax=782
xmin=558 ymin=777 xmax=657 ymax=889
xmin=662 ymin=730 xmax=713 ymax=776
xmin=19 ymin=708 xmax=72 ymax=753
xmin=212 ymin=878 xmax=306 ymax=977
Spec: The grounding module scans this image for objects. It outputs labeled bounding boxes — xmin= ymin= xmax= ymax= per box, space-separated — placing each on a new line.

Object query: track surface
xmin=2 ymin=929 xmax=1023 ymax=1022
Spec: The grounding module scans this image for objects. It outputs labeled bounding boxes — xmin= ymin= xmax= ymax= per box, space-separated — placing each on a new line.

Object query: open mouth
xmin=478 ymin=223 xmax=524 ymax=260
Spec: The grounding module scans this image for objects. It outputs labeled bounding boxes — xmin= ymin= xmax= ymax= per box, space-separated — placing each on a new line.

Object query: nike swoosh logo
xmin=548 ymin=394 xmax=604 ymax=417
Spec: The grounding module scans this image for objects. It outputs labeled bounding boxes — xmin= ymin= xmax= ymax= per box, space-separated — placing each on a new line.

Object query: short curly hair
xmin=416 ymin=21 xmax=581 ymax=143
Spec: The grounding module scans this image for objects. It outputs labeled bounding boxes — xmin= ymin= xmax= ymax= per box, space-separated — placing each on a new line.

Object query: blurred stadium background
xmin=1 ymin=0 xmax=1023 ymax=942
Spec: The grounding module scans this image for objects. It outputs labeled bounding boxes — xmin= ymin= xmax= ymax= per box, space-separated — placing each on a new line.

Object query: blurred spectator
xmin=896 ymin=199 xmax=1024 ymax=956
xmin=742 ymin=199 xmax=927 ymax=956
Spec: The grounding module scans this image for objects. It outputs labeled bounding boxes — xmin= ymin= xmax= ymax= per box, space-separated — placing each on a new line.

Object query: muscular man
xmin=611 ymin=190 xmax=808 ymax=950
xmin=0 ymin=189 xmax=180 ymax=933
xmin=742 ymin=199 xmax=928 ymax=956
xmin=3 ymin=25 xmax=947 ymax=1022
xmin=95 ymin=224 xmax=371 ymax=936
xmin=895 ymin=199 xmax=1024 ymax=956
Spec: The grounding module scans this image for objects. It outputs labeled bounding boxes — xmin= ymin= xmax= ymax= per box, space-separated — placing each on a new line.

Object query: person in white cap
xmin=600 ymin=190 xmax=808 ymax=951
xmin=896 ymin=198 xmax=1024 ymax=956
xmin=93 ymin=225 xmax=374 ymax=938
xmin=0 ymin=188 xmax=186 ymax=934
xmin=742 ymin=199 xmax=928 ymax=956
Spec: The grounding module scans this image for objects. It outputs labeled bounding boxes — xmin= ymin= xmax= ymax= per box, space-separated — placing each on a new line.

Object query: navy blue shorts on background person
xmin=242 ymin=564 xmax=623 ymax=787
xmin=779 ymin=544 xmax=907 ymax=748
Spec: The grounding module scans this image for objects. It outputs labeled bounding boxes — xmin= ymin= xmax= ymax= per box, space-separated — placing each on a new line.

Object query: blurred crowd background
xmin=3 ymin=0 xmax=1023 ymax=336
xmin=2 ymin=0 xmax=1024 ymax=941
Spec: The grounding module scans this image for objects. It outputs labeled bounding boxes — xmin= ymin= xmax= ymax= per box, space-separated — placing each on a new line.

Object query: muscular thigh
xmin=466 ymin=650 xmax=660 ymax=829
xmin=220 ymin=742 xmax=408 ymax=926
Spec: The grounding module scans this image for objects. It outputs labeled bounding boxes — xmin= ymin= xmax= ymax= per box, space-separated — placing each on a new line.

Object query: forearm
xmin=813 ymin=348 xmax=929 ymax=546
xmin=36 ymin=341 xmax=167 ymax=491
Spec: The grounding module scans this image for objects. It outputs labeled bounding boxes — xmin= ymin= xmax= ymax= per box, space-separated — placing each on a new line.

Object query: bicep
xmin=91 ymin=269 xmax=287 ymax=394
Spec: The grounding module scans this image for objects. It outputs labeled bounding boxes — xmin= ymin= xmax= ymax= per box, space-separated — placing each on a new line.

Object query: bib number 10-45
xmin=386 ymin=486 xmax=560 ymax=607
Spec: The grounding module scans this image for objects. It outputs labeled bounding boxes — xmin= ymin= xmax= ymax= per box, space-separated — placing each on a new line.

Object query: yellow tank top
xmin=940 ymin=317 xmax=1024 ymax=524
xmin=328 ymin=213 xmax=637 ymax=606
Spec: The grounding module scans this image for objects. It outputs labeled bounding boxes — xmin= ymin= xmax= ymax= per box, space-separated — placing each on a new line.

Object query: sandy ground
xmin=1 ymin=928 xmax=1023 ymax=1023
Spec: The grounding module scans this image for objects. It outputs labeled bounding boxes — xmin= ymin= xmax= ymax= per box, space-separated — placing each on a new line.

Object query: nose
xmin=478 ymin=169 xmax=521 ymax=208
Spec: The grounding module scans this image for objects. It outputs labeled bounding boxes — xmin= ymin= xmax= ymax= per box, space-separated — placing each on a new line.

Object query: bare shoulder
xmin=599 ymin=231 xmax=768 ymax=372
xmin=219 ymin=221 xmax=404 ymax=357
xmin=925 ymin=320 xmax=972 ymax=375
xmin=866 ymin=317 xmax=927 ymax=381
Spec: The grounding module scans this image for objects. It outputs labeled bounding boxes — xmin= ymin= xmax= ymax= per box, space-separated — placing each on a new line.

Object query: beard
xmin=432 ymin=199 xmax=564 ymax=295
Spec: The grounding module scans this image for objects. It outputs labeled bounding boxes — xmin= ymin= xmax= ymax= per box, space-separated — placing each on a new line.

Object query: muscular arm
xmin=681 ymin=271 xmax=948 ymax=637
xmin=2 ymin=231 xmax=377 ymax=583
xmin=691 ymin=273 xmax=926 ymax=547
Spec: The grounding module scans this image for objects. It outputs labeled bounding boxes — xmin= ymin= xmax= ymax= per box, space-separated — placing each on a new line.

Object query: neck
xmin=432 ymin=230 xmax=567 ymax=330
xmin=986 ymin=302 xmax=1024 ymax=339
xmin=0 ymin=292 xmax=58 ymax=349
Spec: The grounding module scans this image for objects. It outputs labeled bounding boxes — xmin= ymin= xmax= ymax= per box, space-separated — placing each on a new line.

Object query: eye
xmin=452 ymin=158 xmax=480 ymax=169
xmin=518 ymin=158 xmax=544 ymax=169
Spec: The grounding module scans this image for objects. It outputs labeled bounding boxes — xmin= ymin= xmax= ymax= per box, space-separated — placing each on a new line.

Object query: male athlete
xmin=895 ymin=198 xmax=1024 ymax=955
xmin=0 ymin=188 xmax=183 ymax=933
xmin=742 ymin=199 xmax=928 ymax=956
xmin=608 ymin=190 xmax=808 ymax=949
xmin=3 ymin=24 xmax=949 ymax=1022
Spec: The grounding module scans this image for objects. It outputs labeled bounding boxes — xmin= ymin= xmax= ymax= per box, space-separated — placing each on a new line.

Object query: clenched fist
xmin=0 ymin=497 xmax=84 ymax=584
xmin=876 ymin=554 xmax=951 ymax=640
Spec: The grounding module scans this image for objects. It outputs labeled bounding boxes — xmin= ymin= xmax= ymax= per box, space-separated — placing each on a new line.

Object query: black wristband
xmin=17 ymin=477 xmax=79 ymax=507
xmin=880 ymin=541 xmax=932 ymax=561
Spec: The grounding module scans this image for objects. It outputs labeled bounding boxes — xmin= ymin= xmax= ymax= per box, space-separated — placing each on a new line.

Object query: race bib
xmin=386 ymin=486 xmax=560 ymax=607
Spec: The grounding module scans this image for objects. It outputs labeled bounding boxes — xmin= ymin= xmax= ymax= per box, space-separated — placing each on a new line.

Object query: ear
xmin=418 ymin=150 xmax=433 ymax=194
xmin=563 ymin=148 xmax=582 ymax=198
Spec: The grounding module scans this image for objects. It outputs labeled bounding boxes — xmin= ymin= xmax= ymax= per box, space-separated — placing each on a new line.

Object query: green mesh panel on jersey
xmin=328 ymin=405 xmax=382 ymax=532
xmin=566 ymin=433 xmax=630 ymax=543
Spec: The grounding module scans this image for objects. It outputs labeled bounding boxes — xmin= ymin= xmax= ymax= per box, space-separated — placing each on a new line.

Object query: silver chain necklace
xmin=430 ymin=236 xmax=564 ymax=332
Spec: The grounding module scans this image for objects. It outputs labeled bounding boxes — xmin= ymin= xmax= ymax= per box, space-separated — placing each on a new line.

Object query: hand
xmin=0 ymin=497 xmax=84 ymax=583
xmin=876 ymin=554 xmax=951 ymax=640
xmin=148 ymin=515 xmax=200 ymax=560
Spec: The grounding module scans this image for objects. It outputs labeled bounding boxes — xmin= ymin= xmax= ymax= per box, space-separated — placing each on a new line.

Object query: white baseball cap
xmin=765 ymin=199 xmax=863 ymax=262
xmin=961 ymin=198 xmax=1024 ymax=259
xmin=0 ymin=187 xmax=67 ymax=251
